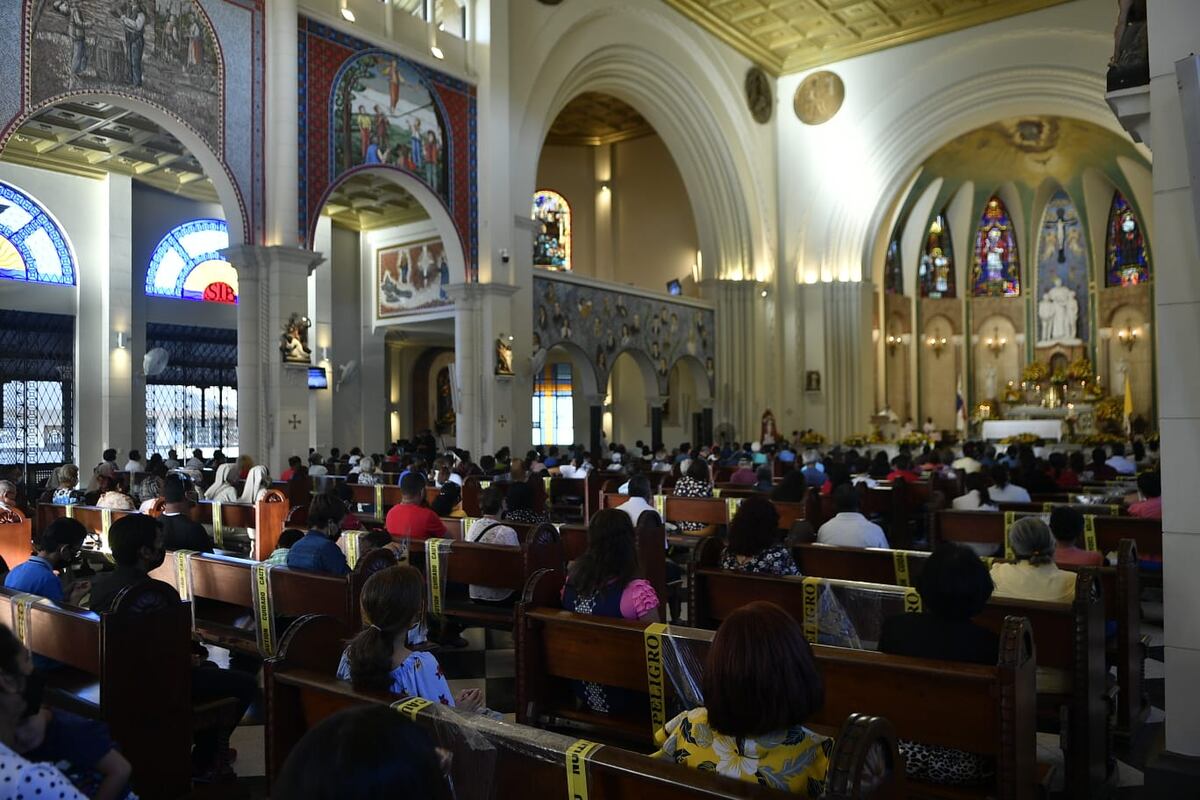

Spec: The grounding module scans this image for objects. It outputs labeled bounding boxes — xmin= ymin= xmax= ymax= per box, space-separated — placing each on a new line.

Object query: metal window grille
xmin=144 ymin=324 xmax=238 ymax=457
xmin=0 ymin=311 xmax=74 ymax=477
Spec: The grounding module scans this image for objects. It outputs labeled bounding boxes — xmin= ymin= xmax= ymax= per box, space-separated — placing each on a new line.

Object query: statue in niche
xmin=984 ymin=366 xmax=998 ymax=401
xmin=761 ymin=410 xmax=777 ymax=446
xmin=1037 ymin=277 xmax=1081 ymax=345
xmin=280 ymin=313 xmax=311 ymax=364
xmin=494 ymin=338 xmax=514 ymax=376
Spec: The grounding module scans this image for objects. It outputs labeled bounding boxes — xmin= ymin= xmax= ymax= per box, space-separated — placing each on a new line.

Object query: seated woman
xmin=338 ymin=565 xmax=482 ymax=710
xmin=499 ymin=481 xmax=547 ymax=525
xmin=238 ymin=465 xmax=272 ymax=504
xmin=465 ymin=487 xmax=520 ymax=605
xmin=672 ymin=459 xmax=714 ymax=532
xmin=720 ymin=496 xmax=799 ymax=576
xmin=354 ymin=457 xmax=382 ymax=486
xmin=879 ymin=543 xmax=998 ymax=786
xmin=204 ymin=463 xmax=239 ymax=503
xmin=430 ymin=482 xmax=465 ymax=518
xmin=989 ymin=517 xmax=1076 ymax=603
xmin=950 ymin=472 xmax=997 ymax=511
xmin=652 ymin=601 xmax=830 ymax=795
xmin=563 ymin=510 xmax=659 ymax=714
xmin=1049 ymin=507 xmax=1103 ymax=567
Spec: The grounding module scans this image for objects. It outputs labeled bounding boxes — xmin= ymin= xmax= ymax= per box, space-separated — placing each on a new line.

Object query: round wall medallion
xmin=744 ymin=67 xmax=772 ymax=125
xmin=793 ymin=70 xmax=844 ymax=126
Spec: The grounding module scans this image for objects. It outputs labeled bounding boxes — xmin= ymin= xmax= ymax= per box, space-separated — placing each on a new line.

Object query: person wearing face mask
xmin=286 ymin=492 xmax=352 ymax=576
xmin=86 ymin=515 xmax=259 ymax=782
xmin=4 ymin=518 xmax=89 ymax=605
xmin=0 ymin=624 xmax=88 ymax=798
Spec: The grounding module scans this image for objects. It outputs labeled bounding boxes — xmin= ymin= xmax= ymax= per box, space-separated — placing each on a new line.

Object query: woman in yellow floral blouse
xmin=651 ymin=601 xmax=832 ymax=795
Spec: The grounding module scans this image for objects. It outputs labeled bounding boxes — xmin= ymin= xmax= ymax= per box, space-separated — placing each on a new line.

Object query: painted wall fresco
xmin=377 ymin=236 xmax=450 ymax=317
xmin=532 ymin=274 xmax=715 ymax=396
xmin=299 ymin=19 xmax=477 ymax=278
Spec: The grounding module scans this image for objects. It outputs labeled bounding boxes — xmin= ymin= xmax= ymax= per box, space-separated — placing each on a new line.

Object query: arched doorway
xmin=606 ymin=348 xmax=660 ymax=449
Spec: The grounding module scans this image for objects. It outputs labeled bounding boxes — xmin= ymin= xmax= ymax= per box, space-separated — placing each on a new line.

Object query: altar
xmin=981 ymin=419 xmax=1065 ymax=442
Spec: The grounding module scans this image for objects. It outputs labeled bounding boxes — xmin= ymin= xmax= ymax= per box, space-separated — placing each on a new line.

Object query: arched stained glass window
xmin=1106 ymin=191 xmax=1150 ymax=286
xmin=972 ymin=196 xmax=1020 ymax=297
xmin=145 ymin=218 xmax=238 ymax=303
xmin=919 ymin=212 xmax=955 ymax=299
xmin=883 ymin=237 xmax=903 ymax=294
xmin=0 ymin=181 xmax=75 ymax=285
xmin=532 ymin=190 xmax=571 ymax=271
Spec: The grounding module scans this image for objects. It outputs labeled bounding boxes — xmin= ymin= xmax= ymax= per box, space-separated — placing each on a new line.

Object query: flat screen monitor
xmin=308 ymin=366 xmax=328 ymax=389
xmin=666 ymin=279 xmax=682 ymax=296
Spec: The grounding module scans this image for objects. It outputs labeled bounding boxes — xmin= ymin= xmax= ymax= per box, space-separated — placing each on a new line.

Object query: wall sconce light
xmin=114 ymin=331 xmax=128 ymax=350
xmin=339 ymin=0 xmax=356 ymax=22
xmin=885 ymin=334 xmax=903 ymax=356
xmin=983 ymin=327 xmax=1008 ymax=357
xmin=600 ymin=183 xmax=611 ymax=195
xmin=1116 ymin=326 xmax=1139 ymax=351
xmin=759 ymin=288 xmax=769 ymax=298
xmin=925 ymin=335 xmax=948 ymax=358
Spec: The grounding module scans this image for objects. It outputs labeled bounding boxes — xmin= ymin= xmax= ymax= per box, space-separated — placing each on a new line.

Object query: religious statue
xmin=984 ymin=366 xmax=998 ymax=401
xmin=1036 ymin=277 xmax=1081 ymax=345
xmin=279 ymin=313 xmax=311 ymax=364
xmin=1043 ymin=206 xmax=1079 ymax=263
xmin=761 ymin=410 xmax=777 ymax=446
xmin=495 ymin=338 xmax=514 ymax=376
xmin=984 ymin=227 xmax=1006 ymax=283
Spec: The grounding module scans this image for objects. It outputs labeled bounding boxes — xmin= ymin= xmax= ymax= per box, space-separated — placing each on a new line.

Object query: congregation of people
xmin=0 ymin=426 xmax=1164 ymax=797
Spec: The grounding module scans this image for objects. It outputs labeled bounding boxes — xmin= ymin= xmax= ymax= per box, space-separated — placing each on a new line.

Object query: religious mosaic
xmin=918 ymin=213 xmax=954 ymax=299
xmin=1035 ymin=190 xmax=1087 ymax=344
xmin=377 ymin=236 xmax=450 ymax=318
xmin=1106 ymin=190 xmax=1150 ymax=287
xmin=27 ymin=0 xmax=223 ymax=153
xmin=332 ymin=53 xmax=447 ymax=199
xmin=532 ymin=275 xmax=715 ymax=395
xmin=971 ymin=196 xmax=1020 ymax=297
xmin=532 ymin=190 xmax=570 ymax=270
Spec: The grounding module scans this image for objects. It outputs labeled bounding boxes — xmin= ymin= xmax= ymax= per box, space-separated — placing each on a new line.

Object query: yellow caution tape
xmin=65 ymin=504 xmax=74 ymax=519
xmin=892 ymin=551 xmax=911 ymax=587
xmin=479 ymin=480 xmax=491 ymax=490
xmin=903 ymin=587 xmax=923 ymax=613
xmin=374 ymin=485 xmax=384 ymax=521
xmin=173 ymin=550 xmax=197 ymax=602
xmin=460 ymin=517 xmax=479 ymax=539
xmin=100 ymin=508 xmax=112 ymax=538
xmin=10 ymin=593 xmax=40 ymax=649
xmin=345 ymin=532 xmax=361 ymax=569
xmin=801 ymin=577 xmax=820 ymax=643
xmin=251 ymin=563 xmax=276 ymax=657
xmin=211 ymin=500 xmax=224 ymax=548
xmin=426 ymin=538 xmax=451 ymax=617
xmin=1083 ymin=515 xmax=1098 ymax=552
xmin=392 ymin=697 xmax=432 ymax=721
xmin=712 ymin=487 xmax=722 ymax=498
xmin=565 ymin=739 xmax=604 ymax=800
xmin=725 ymin=497 xmax=743 ymax=520
xmin=982 ymin=556 xmax=995 ymax=568
xmin=653 ymin=494 xmax=667 ymax=519
xmin=1003 ymin=512 xmax=1016 ymax=561
xmin=1042 ymin=502 xmax=1054 ymax=513
xmin=643 ymin=622 xmax=668 ymax=733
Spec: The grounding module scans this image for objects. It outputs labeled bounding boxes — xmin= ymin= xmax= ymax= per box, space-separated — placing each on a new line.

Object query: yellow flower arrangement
xmin=1093 ymin=395 xmax=1124 ymax=432
xmin=1066 ymin=357 xmax=1093 ymax=381
xmin=1000 ymin=432 xmax=1043 ymax=446
xmin=843 ymin=434 xmax=869 ymax=448
xmin=896 ymin=433 xmax=930 ymax=448
xmin=799 ymin=431 xmax=827 ymax=447
xmin=1022 ymin=362 xmax=1049 ymax=383
xmin=1078 ymin=432 xmax=1126 ymax=446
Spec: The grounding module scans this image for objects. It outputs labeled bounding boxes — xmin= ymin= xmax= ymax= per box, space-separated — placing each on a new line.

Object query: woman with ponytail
xmin=989 ymin=516 xmax=1076 ymax=603
xmin=951 ymin=472 xmax=997 ymax=511
xmin=337 ymin=566 xmax=482 ymax=710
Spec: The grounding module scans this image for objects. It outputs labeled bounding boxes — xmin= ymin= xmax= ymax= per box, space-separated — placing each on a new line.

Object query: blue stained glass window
xmin=972 ymin=196 xmax=1021 ymax=297
xmin=145 ymin=218 xmax=238 ymax=303
xmin=0 ymin=182 xmax=76 ymax=286
xmin=919 ymin=212 xmax=955 ymax=299
xmin=1106 ymin=191 xmax=1150 ymax=287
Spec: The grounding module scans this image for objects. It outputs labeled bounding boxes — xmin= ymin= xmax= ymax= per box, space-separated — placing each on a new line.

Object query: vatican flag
xmin=1123 ymin=374 xmax=1134 ymax=435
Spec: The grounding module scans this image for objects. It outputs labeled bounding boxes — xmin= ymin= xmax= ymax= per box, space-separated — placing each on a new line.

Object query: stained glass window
xmin=531 ymin=362 xmax=573 ymax=445
xmin=1105 ymin=191 xmax=1150 ymax=286
xmin=532 ymin=190 xmax=571 ymax=271
xmin=883 ymin=237 xmax=903 ymax=294
xmin=972 ymin=196 xmax=1020 ymax=297
xmin=145 ymin=218 xmax=239 ymax=303
xmin=918 ymin=213 xmax=955 ymax=299
xmin=0 ymin=182 xmax=75 ymax=285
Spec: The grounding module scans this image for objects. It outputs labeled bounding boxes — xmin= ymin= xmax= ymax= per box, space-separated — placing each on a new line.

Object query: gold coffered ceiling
xmin=321 ymin=171 xmax=431 ymax=232
xmin=662 ymin=0 xmax=1072 ymax=75
xmin=545 ymin=92 xmax=656 ymax=147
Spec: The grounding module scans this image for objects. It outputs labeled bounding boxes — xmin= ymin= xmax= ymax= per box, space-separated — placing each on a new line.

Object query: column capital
xmin=581 ymin=393 xmax=607 ymax=407
xmin=222 ymin=244 xmax=325 ymax=277
xmin=647 ymin=395 xmax=670 ymax=408
xmin=444 ymin=281 xmax=521 ymax=305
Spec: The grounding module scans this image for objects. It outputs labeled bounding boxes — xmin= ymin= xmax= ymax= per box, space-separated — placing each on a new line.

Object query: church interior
xmin=0 ymin=0 xmax=1195 ymax=797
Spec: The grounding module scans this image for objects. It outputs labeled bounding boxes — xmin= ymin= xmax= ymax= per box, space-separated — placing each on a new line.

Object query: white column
xmin=1148 ymin=0 xmax=1200 ymax=761
xmin=702 ymin=279 xmax=765 ymax=441
xmin=265 ymin=0 xmax=299 ymax=247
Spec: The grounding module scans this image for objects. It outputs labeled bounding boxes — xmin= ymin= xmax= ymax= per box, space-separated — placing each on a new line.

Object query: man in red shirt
xmin=385 ymin=472 xmax=446 ymax=541
xmin=886 ymin=454 xmax=921 ymax=484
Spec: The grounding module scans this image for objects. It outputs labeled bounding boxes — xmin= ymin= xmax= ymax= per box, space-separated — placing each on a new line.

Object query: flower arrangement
xmin=868 ymin=430 xmax=886 ymax=444
xmin=1000 ymin=433 xmax=1044 ymax=446
xmin=1083 ymin=381 xmax=1105 ymax=400
xmin=1022 ymin=362 xmax=1049 ymax=383
xmin=1050 ymin=368 xmax=1068 ymax=385
xmin=800 ymin=431 xmax=827 ymax=447
xmin=1093 ymin=395 xmax=1124 ymax=432
xmin=1067 ymin=357 xmax=1094 ymax=382
xmin=1077 ymin=432 xmax=1126 ymax=447
xmin=843 ymin=434 xmax=869 ymax=448
xmin=896 ymin=433 xmax=930 ymax=448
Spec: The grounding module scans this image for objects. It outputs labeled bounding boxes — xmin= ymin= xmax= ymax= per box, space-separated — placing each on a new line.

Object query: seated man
xmin=816 ymin=484 xmax=889 ymax=548
xmin=1049 ymin=506 xmax=1102 ymax=567
xmin=616 ymin=475 xmax=656 ymax=529
xmin=88 ymin=514 xmax=258 ymax=782
xmin=158 ymin=475 xmax=214 ymax=554
xmin=288 ymin=493 xmax=352 ymax=576
xmin=1127 ymin=471 xmax=1162 ymax=519
xmin=728 ymin=459 xmax=756 ymax=486
xmin=5 ymin=518 xmax=89 ymax=605
xmin=1106 ymin=443 xmax=1137 ymax=476
xmin=384 ymin=472 xmax=446 ymax=542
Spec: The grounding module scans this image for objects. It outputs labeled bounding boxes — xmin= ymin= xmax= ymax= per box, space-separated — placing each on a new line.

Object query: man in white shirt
xmin=307 ymin=452 xmax=329 ymax=477
xmin=185 ymin=448 xmax=206 ymax=469
xmin=164 ymin=449 xmax=180 ymax=469
xmin=557 ymin=458 xmax=592 ymax=479
xmin=123 ymin=449 xmax=144 ymax=473
xmin=817 ymin=485 xmax=890 ymax=548
xmin=951 ymin=442 xmax=983 ymax=474
xmin=616 ymin=475 xmax=657 ymax=528
xmin=1105 ymin=443 xmax=1137 ymax=475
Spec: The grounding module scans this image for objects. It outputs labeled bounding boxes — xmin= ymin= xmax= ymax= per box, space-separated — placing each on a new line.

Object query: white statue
xmin=984 ymin=366 xmax=998 ymax=400
xmin=1037 ymin=276 xmax=1081 ymax=345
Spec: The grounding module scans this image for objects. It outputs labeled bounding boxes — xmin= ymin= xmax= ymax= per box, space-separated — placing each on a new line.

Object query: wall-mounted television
xmin=308 ymin=366 xmax=328 ymax=389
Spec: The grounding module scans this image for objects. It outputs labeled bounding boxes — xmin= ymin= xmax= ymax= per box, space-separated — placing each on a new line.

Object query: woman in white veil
xmin=238 ymin=465 xmax=271 ymax=504
xmin=205 ymin=463 xmax=239 ymax=502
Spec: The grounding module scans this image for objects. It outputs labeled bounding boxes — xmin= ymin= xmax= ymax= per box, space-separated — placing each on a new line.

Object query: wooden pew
xmin=691 ymin=544 xmax=1106 ymax=798
xmin=0 ymin=583 xmax=193 ymax=799
xmin=263 ymin=614 xmax=896 ymax=799
xmin=997 ymin=501 xmax=1127 ymax=516
xmin=0 ymin=508 xmax=32 ymax=572
xmin=35 ymin=503 xmax=147 ymax=553
xmin=147 ymin=548 xmax=397 ymax=656
xmin=516 ymin=569 xmax=1032 ymax=799
xmin=932 ymin=509 xmax=1162 ymax=561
